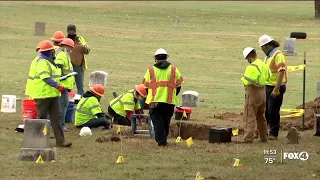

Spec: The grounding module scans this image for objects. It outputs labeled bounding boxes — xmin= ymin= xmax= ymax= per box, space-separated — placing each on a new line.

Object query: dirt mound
xmin=215 ymin=97 xmax=320 ymax=131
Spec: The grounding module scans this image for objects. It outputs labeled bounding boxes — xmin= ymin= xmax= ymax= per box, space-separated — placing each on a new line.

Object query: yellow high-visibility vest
xmin=78 ymin=36 xmax=90 ymax=70
xmin=264 ymin=50 xmax=288 ymax=86
xmin=25 ymin=56 xmax=40 ymax=98
xmin=241 ymin=59 xmax=271 ymax=87
xmin=55 ymin=48 xmax=75 ymax=89
xmin=32 ymin=58 xmax=61 ymax=99
xmin=75 ymin=96 xmax=102 ymax=126
xmin=109 ymin=89 xmax=141 ymax=117
xmin=143 ymin=64 xmax=184 ymax=105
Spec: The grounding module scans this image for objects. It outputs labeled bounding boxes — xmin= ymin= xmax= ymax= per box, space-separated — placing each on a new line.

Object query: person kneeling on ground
xmin=74 ymin=84 xmax=111 ymax=129
xmin=108 ymin=84 xmax=147 ymax=126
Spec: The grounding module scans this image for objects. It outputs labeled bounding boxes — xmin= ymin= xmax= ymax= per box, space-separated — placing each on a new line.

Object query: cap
xmin=67 ymin=24 xmax=76 ymax=35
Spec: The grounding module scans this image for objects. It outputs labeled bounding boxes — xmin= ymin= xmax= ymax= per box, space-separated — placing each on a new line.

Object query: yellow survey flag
xmin=36 ymin=155 xmax=44 ymax=164
xmin=116 ymin=126 xmax=121 ymax=134
xmin=183 ymin=110 xmax=187 ymax=118
xmin=42 ymin=126 xmax=47 ymax=136
xmin=233 ymin=158 xmax=242 ymax=167
xmin=186 ymin=137 xmax=194 ymax=147
xmin=116 ymin=156 xmax=124 ymax=164
xmin=195 ymin=172 xmax=204 ymax=180
xmin=287 ymin=65 xmax=305 ymax=72
xmin=232 ymin=128 xmax=239 ymax=136
xmin=175 ymin=136 xmax=182 ymax=143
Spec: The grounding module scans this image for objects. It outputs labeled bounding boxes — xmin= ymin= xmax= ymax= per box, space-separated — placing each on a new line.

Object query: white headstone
xmin=34 ymin=22 xmax=46 ymax=36
xmin=89 ymin=71 xmax=108 ymax=87
xmin=282 ymin=38 xmax=297 ymax=56
xmin=182 ymin=91 xmax=200 ymax=107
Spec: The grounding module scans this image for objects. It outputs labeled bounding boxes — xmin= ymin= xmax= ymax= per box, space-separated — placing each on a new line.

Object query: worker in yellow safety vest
xmin=25 ymin=42 xmax=41 ymax=98
xmin=67 ymin=24 xmax=90 ymax=96
xmin=142 ymin=48 xmax=184 ymax=146
xmin=108 ymin=84 xmax=147 ymax=126
xmin=55 ymin=38 xmax=75 ymax=132
xmin=31 ymin=40 xmax=72 ymax=147
xmin=240 ymin=47 xmax=270 ymax=143
xmin=259 ymin=34 xmax=288 ymax=140
xmin=51 ymin=31 xmax=65 ymax=50
xmin=75 ymin=84 xmax=111 ymax=129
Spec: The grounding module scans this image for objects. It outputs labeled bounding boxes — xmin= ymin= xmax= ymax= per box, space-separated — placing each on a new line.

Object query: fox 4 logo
xmin=283 ymin=152 xmax=309 ymax=161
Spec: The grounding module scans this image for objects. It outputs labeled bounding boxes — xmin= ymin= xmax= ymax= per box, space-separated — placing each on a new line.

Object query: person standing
xmin=108 ymin=84 xmax=146 ymax=126
xmin=32 ymin=40 xmax=72 ymax=147
xmin=55 ymin=38 xmax=75 ymax=132
xmin=259 ymin=34 xmax=288 ymax=140
xmin=74 ymin=84 xmax=111 ymax=129
xmin=240 ymin=47 xmax=270 ymax=143
xmin=142 ymin=48 xmax=184 ymax=146
xmin=67 ymin=24 xmax=90 ymax=96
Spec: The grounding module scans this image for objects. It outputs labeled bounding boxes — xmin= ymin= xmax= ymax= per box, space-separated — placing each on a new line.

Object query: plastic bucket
xmin=1 ymin=95 xmax=17 ymax=113
xmin=22 ymin=99 xmax=37 ymax=121
xmin=65 ymin=101 xmax=75 ymax=123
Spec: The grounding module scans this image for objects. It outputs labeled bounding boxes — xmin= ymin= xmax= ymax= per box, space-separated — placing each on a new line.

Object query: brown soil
xmin=214 ymin=97 xmax=320 ymax=131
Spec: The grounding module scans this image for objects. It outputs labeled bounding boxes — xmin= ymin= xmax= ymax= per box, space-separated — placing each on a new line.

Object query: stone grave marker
xmin=182 ymin=90 xmax=200 ymax=107
xmin=18 ymin=119 xmax=56 ymax=162
xmin=89 ymin=71 xmax=108 ymax=87
xmin=282 ymin=38 xmax=297 ymax=56
xmin=34 ymin=22 xmax=46 ymax=36
xmin=286 ymin=127 xmax=300 ymax=144
xmin=317 ymin=81 xmax=320 ymax=98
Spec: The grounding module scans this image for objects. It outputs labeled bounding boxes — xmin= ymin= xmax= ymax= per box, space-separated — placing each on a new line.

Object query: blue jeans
xmin=76 ymin=117 xmax=110 ymax=129
xmin=59 ymin=91 xmax=69 ymax=127
xmin=73 ymin=65 xmax=84 ymax=96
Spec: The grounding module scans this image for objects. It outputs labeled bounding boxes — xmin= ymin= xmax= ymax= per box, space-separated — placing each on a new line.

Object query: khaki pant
xmin=243 ymin=86 xmax=268 ymax=142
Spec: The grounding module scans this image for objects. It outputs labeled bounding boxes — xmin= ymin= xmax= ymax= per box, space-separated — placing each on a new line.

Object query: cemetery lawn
xmin=0 ymin=1 xmax=320 ymax=180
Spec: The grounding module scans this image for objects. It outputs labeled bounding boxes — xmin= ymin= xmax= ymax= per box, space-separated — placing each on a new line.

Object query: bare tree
xmin=315 ymin=0 xmax=320 ymax=18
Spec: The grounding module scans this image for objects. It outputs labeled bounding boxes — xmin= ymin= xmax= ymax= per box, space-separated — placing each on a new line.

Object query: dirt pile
xmin=214 ymin=97 xmax=320 ymax=131
xmin=170 ymin=122 xmax=211 ymax=140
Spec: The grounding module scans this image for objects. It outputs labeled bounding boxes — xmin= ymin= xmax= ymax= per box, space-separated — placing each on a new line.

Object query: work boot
xmin=57 ymin=141 xmax=72 ymax=147
xmin=62 ymin=126 xmax=70 ymax=132
xmin=268 ymin=135 xmax=278 ymax=141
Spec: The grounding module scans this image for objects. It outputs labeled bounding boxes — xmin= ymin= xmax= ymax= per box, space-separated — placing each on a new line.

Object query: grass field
xmin=0 ymin=1 xmax=320 ymax=180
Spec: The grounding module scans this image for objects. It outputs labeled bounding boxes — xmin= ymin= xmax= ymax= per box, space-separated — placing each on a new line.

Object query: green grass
xmin=0 ymin=1 xmax=319 ymax=180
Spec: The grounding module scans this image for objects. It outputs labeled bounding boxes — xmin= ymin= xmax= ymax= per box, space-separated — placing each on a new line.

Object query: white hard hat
xmin=259 ymin=34 xmax=273 ymax=47
xmin=243 ymin=47 xmax=255 ymax=59
xmin=79 ymin=127 xmax=92 ymax=136
xmin=154 ymin=48 xmax=167 ymax=56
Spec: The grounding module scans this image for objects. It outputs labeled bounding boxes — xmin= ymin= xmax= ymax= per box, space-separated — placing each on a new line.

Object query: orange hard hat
xmin=90 ymin=84 xmax=105 ymax=97
xmin=38 ymin=40 xmax=55 ymax=52
xmin=51 ymin=31 xmax=65 ymax=42
xmin=61 ymin=38 xmax=74 ymax=48
xmin=135 ymin=84 xmax=147 ymax=98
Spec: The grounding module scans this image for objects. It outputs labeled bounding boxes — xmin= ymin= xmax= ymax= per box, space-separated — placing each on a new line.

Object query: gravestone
xmin=182 ymin=91 xmax=200 ymax=107
xmin=34 ymin=22 xmax=46 ymax=36
xmin=174 ymin=16 xmax=179 ymax=25
xmin=282 ymin=38 xmax=297 ymax=56
xmin=317 ymin=82 xmax=320 ymax=98
xmin=89 ymin=71 xmax=108 ymax=87
xmin=18 ymin=119 xmax=56 ymax=162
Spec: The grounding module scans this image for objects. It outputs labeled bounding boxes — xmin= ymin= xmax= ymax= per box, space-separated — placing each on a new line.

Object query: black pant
xmin=265 ymin=85 xmax=286 ymax=137
xmin=150 ymin=103 xmax=175 ymax=146
xmin=108 ymin=106 xmax=131 ymax=126
xmin=35 ymin=97 xmax=65 ymax=146
xmin=76 ymin=117 xmax=110 ymax=129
